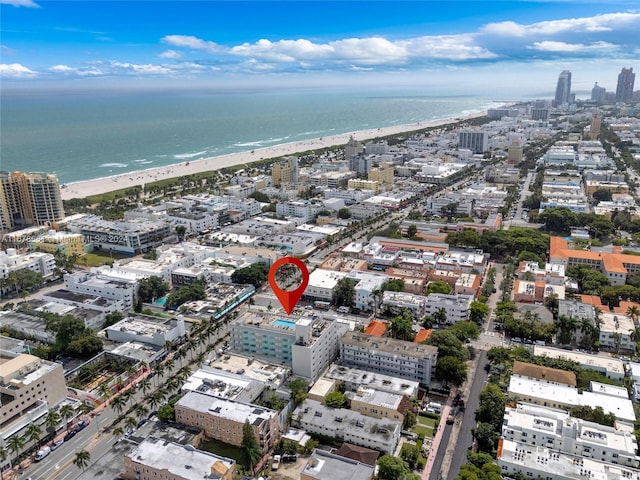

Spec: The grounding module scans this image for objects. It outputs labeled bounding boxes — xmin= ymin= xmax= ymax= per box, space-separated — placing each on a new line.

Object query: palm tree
xmin=6 ymin=435 xmax=25 ymax=460
xmin=164 ymin=358 xmax=175 ymax=372
xmin=627 ymin=305 xmax=640 ymax=323
xmin=138 ymin=378 xmax=151 ymax=396
xmin=0 ymin=446 xmax=8 ymax=480
xmin=59 ymin=404 xmax=75 ymax=432
xmin=98 ymin=383 xmax=112 ymax=405
xmin=44 ymin=410 xmax=61 ymax=437
xmin=124 ymin=417 xmax=138 ymax=432
xmin=25 ymin=422 xmax=42 ymax=451
xmin=73 ymin=450 xmax=91 ymax=471
xmin=555 ymin=315 xmax=579 ymax=345
xmin=110 ymin=395 xmax=126 ymax=415
xmin=77 ymin=402 xmax=92 ymax=416
xmin=133 ymin=404 xmax=149 ymax=420
xmin=176 ymin=366 xmax=191 ymax=383
xmin=163 ymin=340 xmax=174 ymax=353
xmin=174 ymin=348 xmax=187 ymax=366
xmin=148 ymin=391 xmax=164 ymax=410
xmin=112 ymin=426 xmax=124 ymax=443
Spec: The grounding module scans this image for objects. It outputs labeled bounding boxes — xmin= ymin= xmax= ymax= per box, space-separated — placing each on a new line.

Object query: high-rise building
xmin=616 ymin=67 xmax=636 ymax=103
xmin=0 ymin=171 xmax=65 ymax=232
xmin=554 ymin=70 xmax=572 ymax=106
xmin=591 ymin=82 xmax=606 ymax=103
xmin=271 ymin=156 xmax=298 ymax=187
xmin=458 ymin=131 xmax=488 ymax=153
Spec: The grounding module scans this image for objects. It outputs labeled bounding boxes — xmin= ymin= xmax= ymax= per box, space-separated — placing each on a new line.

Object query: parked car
xmin=64 ymin=430 xmax=77 ymax=442
xmin=35 ymin=446 xmax=51 ymax=461
xmin=51 ymin=439 xmax=64 ymax=450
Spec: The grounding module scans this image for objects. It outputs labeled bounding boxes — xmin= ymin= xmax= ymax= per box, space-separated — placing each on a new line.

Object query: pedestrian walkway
xmin=422 ymin=388 xmax=455 ymax=480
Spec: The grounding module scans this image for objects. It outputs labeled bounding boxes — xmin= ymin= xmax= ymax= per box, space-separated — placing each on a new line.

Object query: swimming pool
xmin=155 ymin=296 xmax=168 ymax=306
xmin=273 ymin=319 xmax=296 ymax=329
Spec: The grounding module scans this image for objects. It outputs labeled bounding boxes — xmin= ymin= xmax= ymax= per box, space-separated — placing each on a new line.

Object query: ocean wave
xmin=173 ymin=150 xmax=207 ymax=159
xmin=233 ymin=141 xmax=264 ymax=147
xmin=100 ymin=163 xmax=128 ymax=168
xmin=133 ymin=159 xmax=148 ymax=163
xmin=136 ymin=160 xmax=154 ymax=165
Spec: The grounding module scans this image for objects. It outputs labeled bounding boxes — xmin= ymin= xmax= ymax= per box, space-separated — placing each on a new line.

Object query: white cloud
xmin=49 ymin=64 xmax=74 ymax=72
xmin=529 ymin=41 xmax=618 ymax=53
xmin=162 ymin=35 xmax=223 ymax=54
xmin=482 ymin=12 xmax=640 ymax=37
xmin=159 ymin=49 xmax=183 ymax=59
xmin=49 ymin=64 xmax=103 ymax=76
xmin=0 ymin=0 xmax=39 ymax=8
xmin=402 ymin=34 xmax=497 ymax=60
xmin=0 ymin=63 xmax=37 ymax=78
xmin=110 ymin=61 xmax=173 ymax=75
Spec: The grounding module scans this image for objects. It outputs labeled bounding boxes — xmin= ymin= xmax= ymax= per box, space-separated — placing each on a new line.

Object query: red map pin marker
xmin=268 ymin=257 xmax=309 ymax=315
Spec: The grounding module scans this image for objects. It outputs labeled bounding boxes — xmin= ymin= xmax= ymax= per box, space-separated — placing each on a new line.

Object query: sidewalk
xmin=422 ymin=388 xmax=455 ymax=480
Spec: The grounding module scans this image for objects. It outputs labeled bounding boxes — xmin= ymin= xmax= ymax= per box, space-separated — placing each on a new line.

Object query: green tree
xmin=426 ymin=280 xmax=451 ymax=295
xmin=175 ymin=225 xmax=187 ymax=241
xmin=449 ymin=321 xmax=480 ymax=342
xmin=468 ymin=301 xmax=489 ymax=325
xmin=592 ymin=189 xmax=613 ymax=202
xmin=538 ymin=207 xmax=578 ymax=234
xmin=6 ymin=435 xmax=25 ymax=459
xmin=325 ymin=391 xmax=347 ymax=408
xmin=25 ymin=422 xmax=42 ymax=450
xmin=389 ymin=311 xmax=415 ymax=341
xmin=406 ymin=224 xmax=418 ymax=238
xmin=59 ymin=404 xmax=75 ymax=431
xmin=44 ymin=410 xmax=61 ymax=437
xmin=240 ymin=420 xmax=262 ymax=472
xmin=157 ymin=403 xmax=175 ymax=422
xmin=476 ymin=384 xmax=507 ymax=432
xmin=381 ymin=278 xmax=405 ymax=292
xmin=403 ymin=410 xmax=417 ymax=430
xmin=424 ymin=330 xmax=468 ymax=362
xmin=473 ymin=422 xmax=500 ymax=453
xmin=337 ymin=207 xmax=352 ymax=219
xmin=103 ymin=311 xmax=124 ymax=328
xmin=231 ymin=262 xmax=269 ymax=288
xmin=377 ymin=455 xmax=410 ymax=480
xmin=289 ymin=378 xmax=309 ymax=406
xmin=435 ymin=356 xmax=468 ymax=387
xmin=73 ymin=450 xmax=91 ymax=471
xmin=137 ymin=276 xmax=169 ymax=303
xmin=332 ymin=277 xmax=356 ymax=308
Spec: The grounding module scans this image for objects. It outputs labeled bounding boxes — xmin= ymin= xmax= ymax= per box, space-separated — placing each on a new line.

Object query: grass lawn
xmin=411 ymin=415 xmax=438 ymax=438
xmin=198 ymin=438 xmax=244 ymax=464
xmin=77 ymin=251 xmax=132 ymax=267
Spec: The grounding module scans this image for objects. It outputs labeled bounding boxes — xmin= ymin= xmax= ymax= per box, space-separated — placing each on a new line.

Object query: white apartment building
xmin=0 ymin=249 xmax=56 ymax=294
xmin=276 ymin=200 xmax=325 ymax=222
xmin=497 ymin=438 xmax=640 ymax=480
xmin=229 ymin=312 xmax=349 ymax=380
xmin=323 ymin=364 xmax=419 ymax=398
xmin=339 ymin=331 xmax=438 ymax=386
xmin=533 ymin=345 xmax=625 ymax=381
xmin=502 ymin=403 xmax=640 ymax=467
xmin=599 ymin=312 xmax=636 ymax=353
xmin=293 ymin=399 xmax=401 ymax=455
xmin=543 ymin=146 xmax=578 ymax=166
xmin=424 ymin=293 xmax=473 ymax=324
xmin=105 ymin=314 xmax=186 ymax=347
xmin=381 ymin=291 xmax=427 ymax=317
xmin=304 ymin=268 xmax=347 ymax=302
xmin=64 ymin=268 xmax=138 ymax=310
xmin=458 ymin=131 xmax=488 ymax=153
xmin=347 ymin=271 xmax=388 ymax=312
xmin=257 ymin=233 xmax=320 ymax=257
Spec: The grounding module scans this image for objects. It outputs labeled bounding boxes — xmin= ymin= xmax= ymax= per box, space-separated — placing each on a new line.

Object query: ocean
xmin=1 ymin=87 xmax=498 ymax=184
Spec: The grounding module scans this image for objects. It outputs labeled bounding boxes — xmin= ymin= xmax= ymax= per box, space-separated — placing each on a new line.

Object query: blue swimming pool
xmin=155 ymin=296 xmax=168 ymax=306
xmin=273 ymin=319 xmax=296 ymax=329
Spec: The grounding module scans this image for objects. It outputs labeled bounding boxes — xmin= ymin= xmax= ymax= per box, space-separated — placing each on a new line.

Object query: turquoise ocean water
xmin=1 ymin=87 xmax=498 ymax=184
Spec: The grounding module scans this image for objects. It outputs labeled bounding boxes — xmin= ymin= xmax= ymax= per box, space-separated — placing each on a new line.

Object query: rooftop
xmin=182 ymin=366 xmax=264 ymax=404
xmin=127 ymin=437 xmax=234 ymax=480
xmin=324 ymin=365 xmax=418 ymax=397
xmin=176 ymin=390 xmax=277 ymax=425
xmin=533 ymin=346 xmax=625 ymax=377
xmin=513 ymin=360 xmax=577 ymax=387
xmin=301 ymin=449 xmax=375 ymax=480
xmin=341 ymin=331 xmax=438 ymax=359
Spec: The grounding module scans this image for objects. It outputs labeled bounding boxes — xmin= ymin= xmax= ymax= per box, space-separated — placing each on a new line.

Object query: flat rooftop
xmin=209 ymin=353 xmax=287 ymax=388
xmin=301 ymin=449 xmax=375 ymax=480
xmin=177 ymin=390 xmax=277 ymax=425
xmin=347 ymin=387 xmax=403 ymax=410
xmin=127 ymin=437 xmax=234 ymax=479
xmin=107 ymin=315 xmax=177 ymax=336
xmin=533 ymin=346 xmax=625 ymax=377
xmin=324 ymin=364 xmax=418 ymax=397
xmin=341 ymin=331 xmax=438 ymax=359
xmin=182 ymin=366 xmax=264 ymax=404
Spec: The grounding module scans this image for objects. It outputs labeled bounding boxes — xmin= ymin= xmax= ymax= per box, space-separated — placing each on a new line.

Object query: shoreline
xmin=60 ymin=110 xmax=488 ymax=200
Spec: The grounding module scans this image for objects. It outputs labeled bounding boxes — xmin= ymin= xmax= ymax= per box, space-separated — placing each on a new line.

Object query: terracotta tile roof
xmin=614 ymin=300 xmax=640 ymax=315
xmin=414 ymin=329 xmax=432 ymax=343
xmin=579 ymin=295 xmax=602 ymax=307
xmin=364 ymin=320 xmax=388 ymax=337
xmin=512 ymin=360 xmax=577 ymax=387
xmin=333 ymin=443 xmax=380 ymax=466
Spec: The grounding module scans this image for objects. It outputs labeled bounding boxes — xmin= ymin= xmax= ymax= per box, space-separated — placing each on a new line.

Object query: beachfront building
xmin=229 ymin=312 xmax=349 ymax=380
xmin=64 ymin=268 xmax=138 ymax=310
xmin=293 ymin=399 xmax=401 ymax=455
xmin=0 ymin=171 xmax=65 ymax=232
xmin=339 ymin=331 xmax=438 ymax=386
xmin=175 ymin=391 xmax=279 ymax=452
xmin=122 ymin=437 xmax=236 ymax=480
xmin=0 ymin=351 xmax=67 ymax=467
xmin=104 ymin=314 xmax=186 ymax=347
xmin=272 ymin=156 xmax=299 ymax=187
xmin=29 ymin=230 xmax=86 ymax=257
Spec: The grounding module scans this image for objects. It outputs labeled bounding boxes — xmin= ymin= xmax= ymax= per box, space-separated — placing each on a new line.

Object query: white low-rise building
xmin=533 ymin=346 xmax=626 ymax=381
xmin=64 ymin=268 xmax=138 ymax=310
xmin=599 ymin=312 xmax=636 ymax=353
xmin=305 ymin=269 xmax=347 ymax=303
xmin=503 ymin=403 xmax=639 ymax=467
xmin=105 ymin=314 xmax=186 ymax=347
xmin=293 ymin=399 xmax=401 ymax=455
xmin=424 ymin=293 xmax=473 ymax=324
xmin=381 ymin=291 xmax=427 ymax=317
xmin=0 ymin=249 xmax=56 ymax=295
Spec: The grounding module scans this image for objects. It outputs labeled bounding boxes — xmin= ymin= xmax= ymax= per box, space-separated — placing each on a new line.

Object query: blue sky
xmin=1 ymin=1 xmax=638 ymax=94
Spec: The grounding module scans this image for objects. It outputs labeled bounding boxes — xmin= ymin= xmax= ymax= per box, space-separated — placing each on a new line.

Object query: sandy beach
xmin=60 ymin=111 xmax=486 ymax=200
